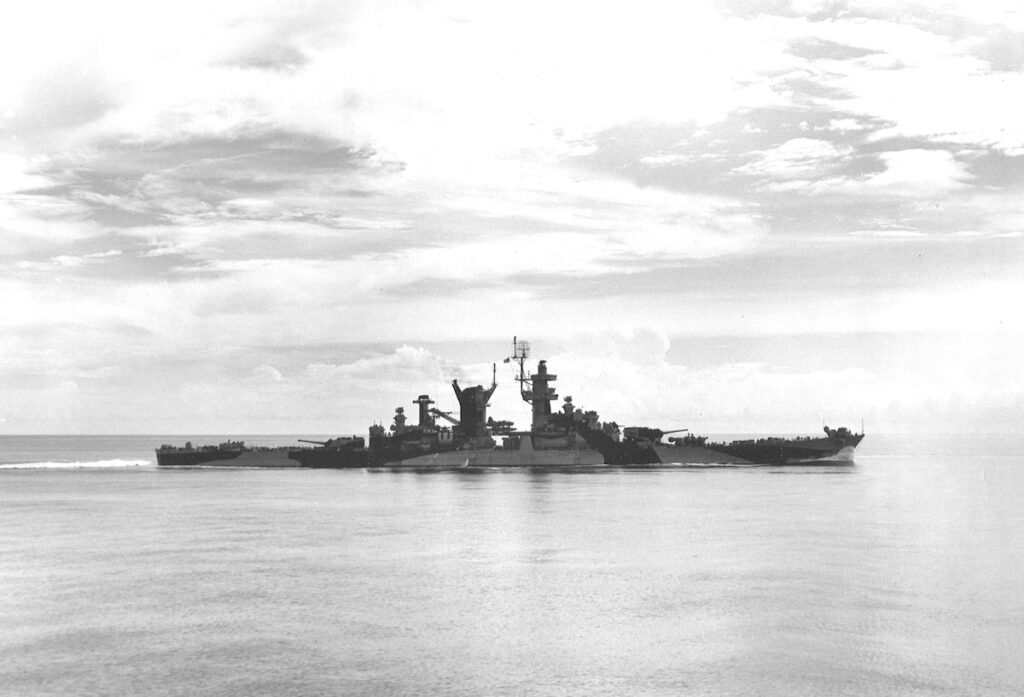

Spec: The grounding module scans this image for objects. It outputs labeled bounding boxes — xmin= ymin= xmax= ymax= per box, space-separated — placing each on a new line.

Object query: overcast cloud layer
xmin=2 ymin=0 xmax=1022 ymax=434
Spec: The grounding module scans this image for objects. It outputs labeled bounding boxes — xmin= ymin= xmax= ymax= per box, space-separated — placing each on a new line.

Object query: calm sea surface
xmin=2 ymin=434 xmax=1023 ymax=696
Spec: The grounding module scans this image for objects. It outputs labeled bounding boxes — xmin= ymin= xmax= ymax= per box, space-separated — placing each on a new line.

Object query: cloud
xmin=870 ymin=149 xmax=974 ymax=189
xmin=824 ymin=118 xmax=872 ymax=132
xmin=769 ymin=148 xmax=973 ymax=196
xmin=482 ymin=329 xmax=1024 ymax=434
xmin=848 ymin=228 xmax=926 ymax=238
xmin=787 ymin=36 xmax=882 ymax=61
xmin=2 ymin=0 xmax=1024 ymax=434
xmin=970 ymin=25 xmax=1024 ymax=71
xmin=736 ymin=137 xmax=855 ymax=178
xmin=251 ymin=364 xmax=284 ymax=383
xmin=17 ymin=129 xmax=395 ymax=221
xmin=304 ymin=346 xmax=461 ymax=386
xmin=0 ymin=155 xmax=54 ymax=193
xmin=15 ymin=249 xmax=122 ymax=272
xmin=0 ymin=195 xmax=110 ymax=257
xmin=219 ymin=41 xmax=310 ymax=73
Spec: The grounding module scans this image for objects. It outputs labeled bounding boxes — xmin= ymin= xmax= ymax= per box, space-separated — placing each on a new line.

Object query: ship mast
xmin=507 ymin=336 xmax=532 ymax=403
xmin=505 ymin=336 xmax=559 ymax=430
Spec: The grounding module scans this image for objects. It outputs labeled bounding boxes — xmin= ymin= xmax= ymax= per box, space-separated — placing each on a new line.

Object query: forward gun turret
xmin=297 ymin=437 xmax=365 ymax=450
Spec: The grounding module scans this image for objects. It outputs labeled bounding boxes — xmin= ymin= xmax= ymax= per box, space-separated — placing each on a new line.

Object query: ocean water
xmin=1 ymin=434 xmax=1023 ymax=696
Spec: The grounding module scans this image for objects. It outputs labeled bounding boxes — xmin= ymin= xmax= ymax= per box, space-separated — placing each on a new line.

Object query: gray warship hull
xmin=650 ymin=442 xmax=859 ymax=466
xmin=375 ymin=434 xmax=603 ymax=468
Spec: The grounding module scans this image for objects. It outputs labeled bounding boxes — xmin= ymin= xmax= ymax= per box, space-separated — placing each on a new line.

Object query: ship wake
xmin=0 ymin=459 xmax=152 ymax=470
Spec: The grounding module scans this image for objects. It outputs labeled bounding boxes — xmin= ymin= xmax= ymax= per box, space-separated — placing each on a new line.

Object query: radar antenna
xmin=505 ymin=336 xmax=532 ymax=402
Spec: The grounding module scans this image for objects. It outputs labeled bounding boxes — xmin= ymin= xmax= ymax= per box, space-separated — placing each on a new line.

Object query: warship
xmin=155 ymin=337 xmax=864 ymax=468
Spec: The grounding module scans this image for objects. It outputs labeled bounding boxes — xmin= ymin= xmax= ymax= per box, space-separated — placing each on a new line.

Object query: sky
xmin=2 ymin=0 xmax=1023 ymax=435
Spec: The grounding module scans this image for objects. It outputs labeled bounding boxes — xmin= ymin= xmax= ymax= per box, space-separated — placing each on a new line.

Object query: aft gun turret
xmin=622 ymin=427 xmax=688 ymax=444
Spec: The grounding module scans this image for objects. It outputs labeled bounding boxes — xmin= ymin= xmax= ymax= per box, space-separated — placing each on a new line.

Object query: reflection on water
xmin=1 ymin=433 xmax=1022 ymax=696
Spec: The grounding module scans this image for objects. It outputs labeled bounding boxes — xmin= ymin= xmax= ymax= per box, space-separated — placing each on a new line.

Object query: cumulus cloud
xmin=304 ymin=346 xmax=460 ymax=386
xmin=870 ymin=149 xmax=974 ymax=190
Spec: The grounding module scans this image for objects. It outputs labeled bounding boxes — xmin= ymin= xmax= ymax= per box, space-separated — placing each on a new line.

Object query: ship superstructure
xmin=363 ymin=339 xmax=602 ymax=467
